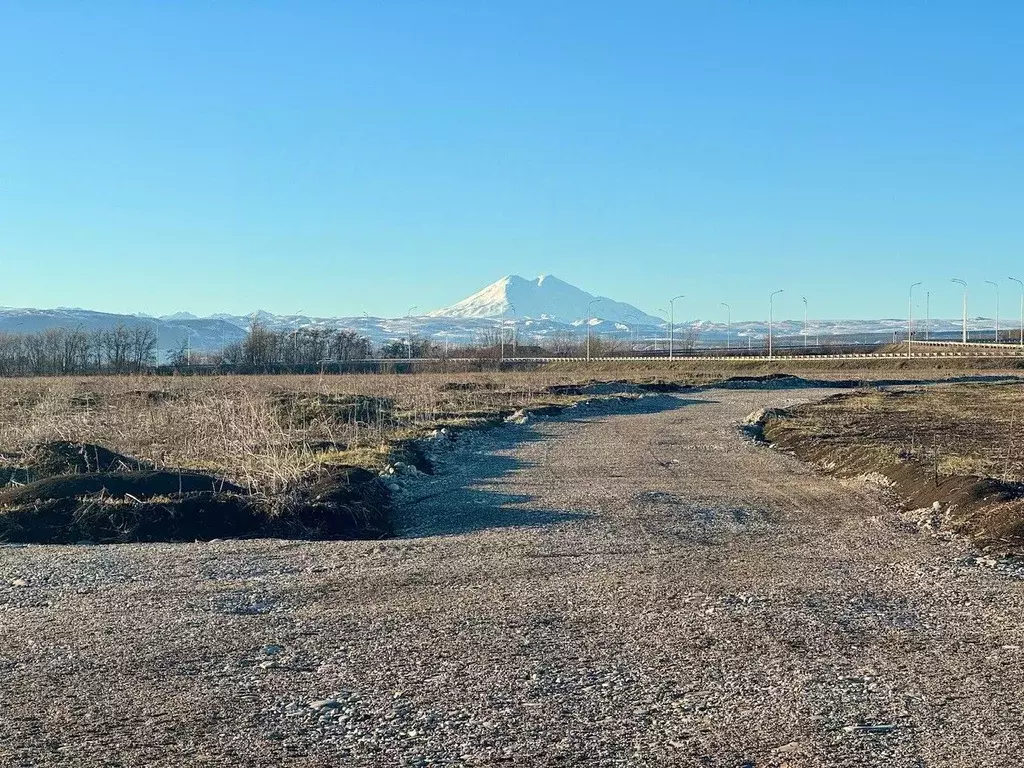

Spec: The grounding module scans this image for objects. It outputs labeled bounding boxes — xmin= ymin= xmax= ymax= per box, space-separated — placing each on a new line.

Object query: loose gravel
xmin=1 ymin=387 xmax=1023 ymax=767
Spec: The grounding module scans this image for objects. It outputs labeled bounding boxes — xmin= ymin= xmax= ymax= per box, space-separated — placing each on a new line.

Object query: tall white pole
xmin=587 ymin=298 xmax=600 ymax=362
xmin=986 ymin=280 xmax=1000 ymax=342
xmin=499 ymin=306 xmax=506 ymax=363
xmin=952 ymin=279 xmax=968 ymax=343
xmin=669 ymin=295 xmax=684 ymax=360
xmin=926 ymin=291 xmax=930 ymax=341
xmin=656 ymin=309 xmax=669 ymax=353
xmin=506 ymin=302 xmax=517 ymax=358
xmin=720 ymin=302 xmax=731 ymax=350
xmin=801 ymin=296 xmax=808 ymax=348
xmin=908 ymin=282 xmax=922 ymax=358
xmin=1010 ymin=278 xmax=1024 ymax=348
xmin=407 ymin=305 xmax=417 ymax=360
xmin=769 ymin=289 xmax=784 ymax=360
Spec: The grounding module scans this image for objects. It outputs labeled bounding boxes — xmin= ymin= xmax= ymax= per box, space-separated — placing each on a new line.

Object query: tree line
xmin=0 ymin=325 xmax=158 ymax=376
xmin=0 ymin=320 xmax=703 ymax=376
xmin=219 ymin=324 xmax=375 ymax=369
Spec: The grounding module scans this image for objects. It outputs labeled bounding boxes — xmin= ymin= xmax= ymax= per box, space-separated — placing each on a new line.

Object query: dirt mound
xmin=758 ymin=406 xmax=1024 ymax=550
xmin=273 ymin=392 xmax=394 ymax=428
xmin=25 ymin=442 xmax=150 ymax=475
xmin=282 ymin=466 xmax=391 ymax=539
xmin=0 ymin=443 xmax=391 ymax=545
xmin=0 ymin=492 xmax=264 ymax=544
xmin=0 ymin=471 xmax=241 ymax=506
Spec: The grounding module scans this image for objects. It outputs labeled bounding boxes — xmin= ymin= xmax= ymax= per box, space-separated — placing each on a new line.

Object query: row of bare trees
xmin=0 ymin=321 xmax=710 ymax=376
xmin=0 ymin=325 xmax=158 ymax=376
xmin=220 ymin=323 xmax=374 ymax=370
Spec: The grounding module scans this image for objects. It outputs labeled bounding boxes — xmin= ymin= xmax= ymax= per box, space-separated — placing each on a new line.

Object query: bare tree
xmin=681 ymin=323 xmax=702 ymax=352
xmin=129 ymin=326 xmax=158 ymax=372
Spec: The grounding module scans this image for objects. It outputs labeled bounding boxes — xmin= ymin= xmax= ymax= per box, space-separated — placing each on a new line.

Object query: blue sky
xmin=2 ymin=2 xmax=1023 ymax=321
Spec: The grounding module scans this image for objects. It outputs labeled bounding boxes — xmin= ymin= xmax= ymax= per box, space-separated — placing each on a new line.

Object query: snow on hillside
xmin=0 ymin=308 xmax=247 ymax=358
xmin=426 ymin=275 xmax=663 ymax=325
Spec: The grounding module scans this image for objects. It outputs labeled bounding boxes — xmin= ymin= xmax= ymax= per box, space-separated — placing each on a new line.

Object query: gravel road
xmin=2 ymin=387 xmax=1023 ymax=767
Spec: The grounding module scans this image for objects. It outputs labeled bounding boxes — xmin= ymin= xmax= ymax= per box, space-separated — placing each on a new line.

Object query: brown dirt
xmin=760 ymin=385 xmax=1024 ymax=548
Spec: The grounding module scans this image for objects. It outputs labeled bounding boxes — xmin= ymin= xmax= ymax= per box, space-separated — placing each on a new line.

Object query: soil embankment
xmin=756 ymin=387 xmax=1024 ymax=549
xmin=0 ymin=442 xmax=390 ymax=544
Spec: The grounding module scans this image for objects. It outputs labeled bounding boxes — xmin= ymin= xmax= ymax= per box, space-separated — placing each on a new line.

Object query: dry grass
xmin=0 ymin=373 xmax=598 ymax=495
xmin=774 ymin=383 xmax=1024 ymax=482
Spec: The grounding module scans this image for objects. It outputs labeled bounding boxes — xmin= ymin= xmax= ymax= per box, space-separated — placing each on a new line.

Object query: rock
xmin=262 ymin=644 xmax=284 ymax=655
xmin=505 ymin=410 xmax=529 ymax=425
xmin=309 ymin=699 xmax=342 ymax=711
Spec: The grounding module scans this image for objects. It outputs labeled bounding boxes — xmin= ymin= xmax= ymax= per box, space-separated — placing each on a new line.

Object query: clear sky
xmin=2 ymin=2 xmax=1023 ymax=321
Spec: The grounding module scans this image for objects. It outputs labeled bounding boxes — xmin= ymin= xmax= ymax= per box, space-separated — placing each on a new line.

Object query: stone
xmin=309 ymin=699 xmax=342 ymax=710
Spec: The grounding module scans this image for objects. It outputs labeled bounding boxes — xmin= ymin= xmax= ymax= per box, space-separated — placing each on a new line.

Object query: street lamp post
xmin=985 ymin=280 xmax=1000 ymax=342
xmin=768 ymin=289 xmax=784 ymax=360
xmin=801 ymin=296 xmax=808 ymax=348
xmin=908 ymin=282 xmax=922 ymax=358
xmin=498 ymin=306 xmax=507 ymax=364
xmin=1010 ymin=278 xmax=1024 ymax=348
xmin=626 ymin=312 xmax=639 ymax=353
xmin=720 ymin=303 xmax=731 ymax=350
xmin=925 ymin=292 xmax=930 ymax=341
xmin=951 ymin=279 xmax=968 ymax=343
xmin=406 ymin=306 xmax=418 ymax=360
xmin=669 ymin=295 xmax=684 ymax=360
xmin=508 ymin=302 xmax=517 ymax=357
xmin=586 ymin=298 xmax=601 ymax=362
xmin=656 ymin=309 xmax=669 ymax=353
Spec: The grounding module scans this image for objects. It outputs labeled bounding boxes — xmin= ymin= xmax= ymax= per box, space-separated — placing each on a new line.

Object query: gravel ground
xmin=2 ymin=387 xmax=1023 ymax=767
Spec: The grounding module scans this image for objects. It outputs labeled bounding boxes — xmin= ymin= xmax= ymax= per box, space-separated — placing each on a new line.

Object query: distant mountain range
xmin=0 ymin=274 xmax=1005 ymax=359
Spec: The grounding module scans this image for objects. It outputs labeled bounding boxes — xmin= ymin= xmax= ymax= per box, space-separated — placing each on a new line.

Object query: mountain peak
xmin=426 ymin=275 xmax=661 ymax=324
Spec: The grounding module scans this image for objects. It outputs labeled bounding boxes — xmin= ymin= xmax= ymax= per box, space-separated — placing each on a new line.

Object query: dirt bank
xmin=0 ymin=442 xmax=391 ymax=544
xmin=757 ymin=387 xmax=1024 ymax=549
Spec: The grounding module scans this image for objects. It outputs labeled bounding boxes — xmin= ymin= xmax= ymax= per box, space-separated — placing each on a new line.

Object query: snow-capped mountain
xmin=427 ymin=275 xmax=663 ymax=325
xmin=0 ymin=269 xmax=1006 ymax=360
